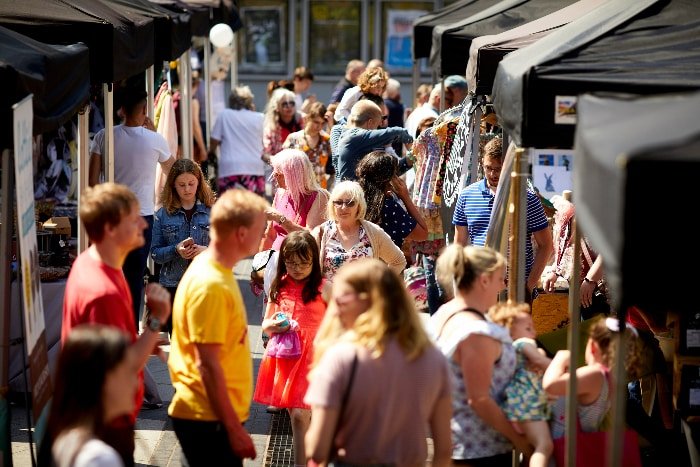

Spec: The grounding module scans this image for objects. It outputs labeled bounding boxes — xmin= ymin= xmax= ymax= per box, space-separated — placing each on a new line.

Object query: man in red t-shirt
xmin=62 ymin=183 xmax=171 ymax=466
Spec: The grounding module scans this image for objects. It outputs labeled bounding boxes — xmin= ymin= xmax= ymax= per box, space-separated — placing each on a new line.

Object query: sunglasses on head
xmin=332 ymin=199 xmax=356 ymax=208
xmin=280 ymin=101 xmax=296 ymax=109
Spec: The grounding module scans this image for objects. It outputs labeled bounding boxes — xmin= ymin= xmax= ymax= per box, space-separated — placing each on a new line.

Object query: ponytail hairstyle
xmin=436 ymin=244 xmax=505 ymax=293
xmin=588 ymin=316 xmax=643 ymax=380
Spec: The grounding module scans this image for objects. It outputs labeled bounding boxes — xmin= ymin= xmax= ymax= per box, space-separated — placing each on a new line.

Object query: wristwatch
xmin=583 ymin=277 xmax=595 ymax=285
xmin=278 ymin=214 xmax=287 ymax=225
xmin=145 ymin=315 xmax=163 ymax=332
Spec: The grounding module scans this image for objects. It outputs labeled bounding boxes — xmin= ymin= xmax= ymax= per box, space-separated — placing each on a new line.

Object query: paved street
xmin=10 ymin=258 xmax=283 ymax=467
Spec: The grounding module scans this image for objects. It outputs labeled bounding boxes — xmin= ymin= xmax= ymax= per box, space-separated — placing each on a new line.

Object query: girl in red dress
xmin=254 ymin=230 xmax=328 ymax=466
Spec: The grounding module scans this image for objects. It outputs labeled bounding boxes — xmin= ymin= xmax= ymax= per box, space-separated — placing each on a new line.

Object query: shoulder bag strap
xmin=435 ymin=307 xmax=486 ymax=342
xmin=329 ymin=351 xmax=358 ymax=461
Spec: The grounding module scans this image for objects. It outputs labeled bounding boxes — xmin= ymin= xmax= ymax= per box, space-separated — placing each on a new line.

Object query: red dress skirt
xmin=253 ymin=278 xmax=327 ymax=409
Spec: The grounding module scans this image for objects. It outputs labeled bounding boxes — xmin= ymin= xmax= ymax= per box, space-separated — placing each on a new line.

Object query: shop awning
xmin=466 ymin=0 xmax=606 ymax=95
xmin=413 ymin=0 xmax=491 ymax=60
xmin=493 ymin=0 xmax=700 ymax=148
xmin=431 ymin=0 xmax=581 ymax=78
xmin=105 ymin=0 xmax=192 ymax=63
xmin=574 ymin=91 xmax=700 ymax=312
xmin=150 ymin=0 xmax=212 ymax=36
xmin=0 ymin=0 xmax=154 ymax=84
xmin=0 ymin=26 xmax=90 ymax=147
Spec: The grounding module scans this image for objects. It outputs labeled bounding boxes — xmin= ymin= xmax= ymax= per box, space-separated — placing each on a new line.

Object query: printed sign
xmin=13 ymin=95 xmax=52 ymax=420
xmin=554 ymin=95 xmax=577 ymax=125
xmin=531 ymin=149 xmax=574 ymax=199
xmin=385 ymin=10 xmax=427 ymax=72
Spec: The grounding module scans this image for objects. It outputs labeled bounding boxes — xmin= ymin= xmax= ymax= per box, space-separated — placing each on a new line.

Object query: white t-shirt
xmin=90 ymin=125 xmax=172 ymax=216
xmin=74 ymin=439 xmax=124 ymax=467
xmin=52 ymin=431 xmax=124 ymax=467
xmin=211 ymin=108 xmax=265 ymax=178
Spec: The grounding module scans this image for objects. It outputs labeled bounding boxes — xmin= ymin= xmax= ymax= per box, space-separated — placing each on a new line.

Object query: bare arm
xmin=429 ymin=395 xmax=453 ymax=467
xmin=454 ymin=225 xmax=469 ymax=246
xmin=542 ymin=350 xmax=604 ymax=405
xmin=527 ymin=225 xmax=553 ymax=291
xmin=305 ymin=405 xmax=340 ymax=464
xmin=458 ymin=334 xmax=533 ymax=456
xmin=305 ymin=191 xmax=329 ymax=229
xmin=88 ymin=152 xmax=102 ymax=186
xmin=391 ymin=176 xmax=428 ymax=242
xmin=519 ymin=342 xmax=552 ymax=373
xmin=209 ymin=138 xmax=220 ymax=154
xmin=192 ymin=99 xmax=207 ymax=161
xmin=195 ymin=343 xmax=256 ymax=459
xmin=130 ymin=284 xmax=171 ymax=368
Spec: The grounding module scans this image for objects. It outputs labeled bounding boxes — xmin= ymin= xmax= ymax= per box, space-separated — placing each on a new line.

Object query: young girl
xmin=253 ymin=231 xmax=328 ymax=466
xmin=543 ymin=316 xmax=642 ymax=449
xmin=489 ymin=303 xmax=553 ymax=467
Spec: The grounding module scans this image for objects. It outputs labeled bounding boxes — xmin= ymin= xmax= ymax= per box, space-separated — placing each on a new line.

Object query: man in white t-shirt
xmin=209 ymin=85 xmax=266 ymax=196
xmin=89 ymin=87 xmax=175 ymax=325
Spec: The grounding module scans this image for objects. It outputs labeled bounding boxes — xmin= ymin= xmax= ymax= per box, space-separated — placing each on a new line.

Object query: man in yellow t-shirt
xmin=168 ymin=189 xmax=269 ymax=466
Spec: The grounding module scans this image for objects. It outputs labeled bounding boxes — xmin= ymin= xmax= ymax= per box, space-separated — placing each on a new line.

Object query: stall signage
xmin=13 ymin=95 xmax=52 ymax=420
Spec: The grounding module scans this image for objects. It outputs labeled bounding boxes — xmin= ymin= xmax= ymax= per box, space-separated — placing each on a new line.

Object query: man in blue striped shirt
xmin=452 ymin=138 xmax=553 ymax=298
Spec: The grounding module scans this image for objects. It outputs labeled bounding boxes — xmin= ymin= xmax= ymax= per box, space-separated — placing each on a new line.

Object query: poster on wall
xmin=385 ymin=9 xmax=427 ymax=73
xmin=13 ymin=95 xmax=52 ymax=421
xmin=240 ymin=6 xmax=285 ymax=70
xmin=531 ymin=149 xmax=574 ymax=199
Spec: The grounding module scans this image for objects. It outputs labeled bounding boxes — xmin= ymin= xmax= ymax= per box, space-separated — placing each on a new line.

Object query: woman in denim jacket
xmin=151 ymin=159 xmax=215 ymax=332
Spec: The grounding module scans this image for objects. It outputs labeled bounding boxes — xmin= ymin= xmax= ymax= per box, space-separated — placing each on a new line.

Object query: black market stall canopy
xmin=184 ymin=0 xmax=243 ymax=32
xmin=493 ymin=0 xmax=700 ymax=149
xmin=413 ymin=0 xmax=496 ymax=61
xmin=0 ymin=26 xmax=89 ymax=148
xmin=431 ymin=0 xmax=579 ymax=78
xmin=150 ymin=0 xmax=212 ymax=36
xmin=104 ymin=0 xmax=192 ymax=63
xmin=465 ymin=0 xmax=606 ymax=96
xmin=0 ymin=0 xmax=154 ymax=84
xmin=574 ymin=91 xmax=700 ymax=313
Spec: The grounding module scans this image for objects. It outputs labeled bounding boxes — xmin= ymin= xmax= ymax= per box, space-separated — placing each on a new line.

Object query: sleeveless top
xmin=430 ymin=309 xmax=516 ymax=460
xmin=271 ymin=190 xmax=318 ymax=250
xmin=550 ymin=366 xmax=611 ymax=439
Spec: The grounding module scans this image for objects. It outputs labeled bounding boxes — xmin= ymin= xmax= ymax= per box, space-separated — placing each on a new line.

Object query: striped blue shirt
xmin=452 ymin=178 xmax=549 ymax=278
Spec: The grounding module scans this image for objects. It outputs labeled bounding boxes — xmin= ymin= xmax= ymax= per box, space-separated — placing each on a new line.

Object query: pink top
xmin=271 ymin=190 xmax=318 ymax=250
xmin=304 ymin=338 xmax=450 ymax=465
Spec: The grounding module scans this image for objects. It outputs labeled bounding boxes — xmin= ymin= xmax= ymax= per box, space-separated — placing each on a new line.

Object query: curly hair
xmin=357 ymin=67 xmax=388 ymax=95
xmin=488 ymin=302 xmax=531 ymax=330
xmin=356 ymin=151 xmax=397 ymax=225
xmin=589 ymin=316 xmax=644 ymax=380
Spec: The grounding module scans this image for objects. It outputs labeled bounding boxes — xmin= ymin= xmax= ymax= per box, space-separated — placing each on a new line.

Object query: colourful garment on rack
xmin=432 ymin=119 xmax=459 ymax=204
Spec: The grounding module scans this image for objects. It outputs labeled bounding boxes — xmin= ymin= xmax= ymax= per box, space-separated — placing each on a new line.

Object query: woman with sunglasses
xmin=263 ymin=88 xmax=303 ymax=164
xmin=304 ymin=258 xmax=452 ymax=466
xmin=313 ymin=181 xmax=406 ymax=282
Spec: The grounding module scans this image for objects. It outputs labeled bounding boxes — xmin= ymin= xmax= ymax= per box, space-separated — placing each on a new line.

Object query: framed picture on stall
xmin=240 ymin=6 xmax=285 ymax=72
xmin=531 ymin=149 xmax=574 ymax=199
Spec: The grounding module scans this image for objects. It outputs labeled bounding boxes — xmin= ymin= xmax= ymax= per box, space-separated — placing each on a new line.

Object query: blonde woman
xmin=263 ymin=88 xmax=303 ymax=163
xmin=305 ymin=258 xmax=452 ymax=466
xmin=312 ymin=181 xmax=406 ymax=282
xmin=430 ymin=244 xmax=533 ymax=465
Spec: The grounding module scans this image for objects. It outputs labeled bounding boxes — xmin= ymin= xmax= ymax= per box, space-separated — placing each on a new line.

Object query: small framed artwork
xmin=240 ymin=6 xmax=285 ymax=71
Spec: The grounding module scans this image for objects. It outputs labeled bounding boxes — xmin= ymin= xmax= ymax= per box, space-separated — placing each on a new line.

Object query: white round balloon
xmin=210 ymin=23 xmax=234 ymax=48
